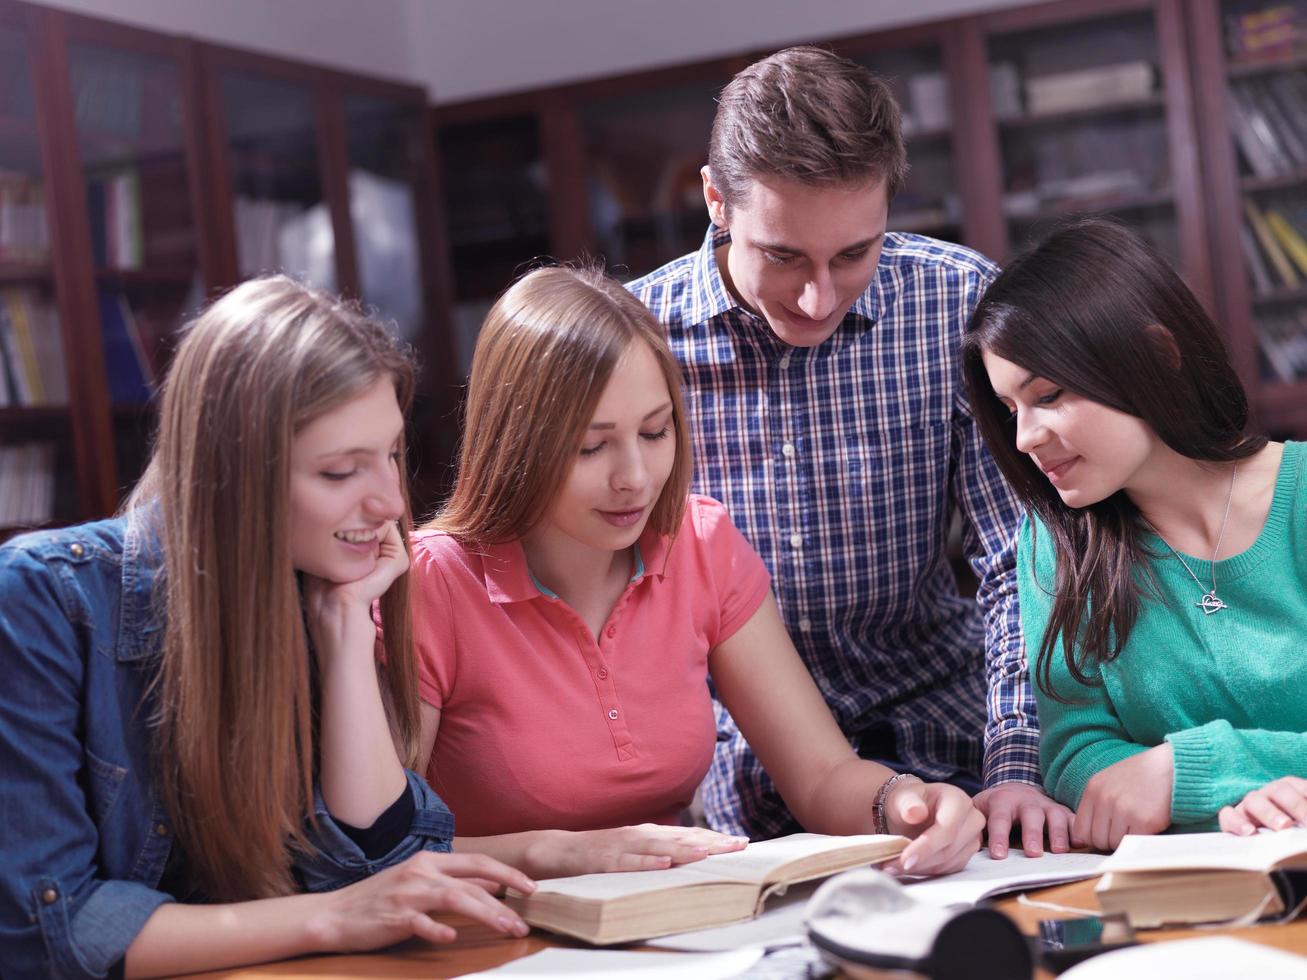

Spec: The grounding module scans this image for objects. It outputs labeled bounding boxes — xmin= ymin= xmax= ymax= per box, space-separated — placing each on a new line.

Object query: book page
xmin=1099 ymin=828 xmax=1307 ymax=874
xmin=461 ymin=948 xmax=763 ymax=978
xmin=902 ymin=850 xmax=1108 ymax=907
xmin=645 ymin=880 xmax=818 ymax=951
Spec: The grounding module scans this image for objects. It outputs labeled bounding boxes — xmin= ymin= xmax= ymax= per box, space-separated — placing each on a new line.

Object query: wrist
xmin=522 ymin=829 xmax=570 ymax=880
xmin=298 ymin=890 xmax=342 ymax=954
xmin=874 ymin=773 xmax=922 ymax=835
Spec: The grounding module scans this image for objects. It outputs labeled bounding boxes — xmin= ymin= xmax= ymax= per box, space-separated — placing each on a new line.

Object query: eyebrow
xmin=589 ymin=401 xmax=673 ymax=431
xmin=755 ymin=233 xmax=883 ymax=257
xmin=993 ymin=372 xmax=1040 ymax=400
xmin=314 ymin=431 xmax=404 ymax=459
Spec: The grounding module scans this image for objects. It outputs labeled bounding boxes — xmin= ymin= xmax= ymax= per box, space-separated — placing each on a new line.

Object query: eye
xmin=321 ymin=470 xmax=356 ymax=482
xmin=641 ymin=426 xmax=671 ymax=442
xmin=837 ymin=247 xmax=870 ymax=263
xmin=1037 ymin=388 xmax=1064 ymax=406
xmin=762 ymin=250 xmax=795 ymax=266
xmin=579 ymin=442 xmax=604 ymax=457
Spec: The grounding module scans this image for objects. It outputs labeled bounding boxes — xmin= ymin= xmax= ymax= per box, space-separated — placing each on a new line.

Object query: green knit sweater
xmin=1019 ymin=441 xmax=1307 ymax=830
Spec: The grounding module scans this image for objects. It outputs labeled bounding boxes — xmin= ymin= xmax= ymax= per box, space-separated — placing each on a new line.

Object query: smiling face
xmin=706 ymin=172 xmax=888 ymax=347
xmin=288 ymin=375 xmax=406 ymax=582
xmin=528 ymin=339 xmax=678 ymax=559
xmin=982 ymin=350 xmax=1160 ymax=509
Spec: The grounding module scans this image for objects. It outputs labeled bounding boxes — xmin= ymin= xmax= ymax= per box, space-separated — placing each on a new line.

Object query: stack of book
xmin=1226 ymin=3 xmax=1307 ymax=65
xmin=0 ymin=290 xmax=66 ymax=408
xmin=1241 ymin=197 xmax=1307 ymax=294
xmin=0 ymin=442 xmax=56 ymax=528
xmin=1227 ymin=73 xmax=1307 ymax=179
xmin=0 ymin=171 xmax=48 ymax=262
xmin=86 ymin=168 xmax=143 ymax=269
xmin=1023 ymin=61 xmax=1155 ymax=116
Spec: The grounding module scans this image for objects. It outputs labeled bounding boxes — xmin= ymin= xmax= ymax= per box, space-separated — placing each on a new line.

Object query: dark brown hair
xmin=429 ymin=265 xmax=692 ymax=544
xmin=708 ymin=45 xmax=908 ymax=210
xmin=961 ymin=219 xmax=1266 ymax=699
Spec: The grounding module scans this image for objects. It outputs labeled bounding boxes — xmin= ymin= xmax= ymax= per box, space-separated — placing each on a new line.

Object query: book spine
xmin=1245 ymin=196 xmax=1300 ymax=287
xmin=1264 ymin=209 xmax=1307 ymax=277
xmin=1240 ymin=222 xmax=1275 ymax=296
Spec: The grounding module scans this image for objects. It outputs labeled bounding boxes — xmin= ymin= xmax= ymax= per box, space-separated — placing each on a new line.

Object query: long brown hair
xmin=961 ymin=219 xmax=1265 ymax=700
xmin=127 ymin=275 xmax=421 ymax=901
xmin=430 ymin=265 xmax=691 ymax=543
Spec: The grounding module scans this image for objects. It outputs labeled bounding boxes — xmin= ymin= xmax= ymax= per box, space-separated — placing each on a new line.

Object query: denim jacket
xmin=0 ymin=515 xmax=455 ymax=980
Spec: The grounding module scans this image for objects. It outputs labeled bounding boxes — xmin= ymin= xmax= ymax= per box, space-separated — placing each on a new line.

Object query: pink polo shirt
xmin=412 ymin=494 xmax=771 ymax=837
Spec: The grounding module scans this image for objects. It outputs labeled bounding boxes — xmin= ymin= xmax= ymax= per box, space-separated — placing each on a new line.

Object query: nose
xmin=365 ymin=462 xmax=405 ymax=522
xmin=796 ymin=266 xmax=837 ymax=321
xmin=1013 ymin=408 xmax=1049 ymax=455
xmin=610 ymin=441 xmax=650 ymax=494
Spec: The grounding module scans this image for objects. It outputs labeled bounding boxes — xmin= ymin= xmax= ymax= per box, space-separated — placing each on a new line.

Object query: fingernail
xmin=902 ymin=854 xmax=918 ymax=872
xmin=498 ymin=916 xmax=517 ymax=932
xmin=992 ymin=845 xmax=1006 ymax=858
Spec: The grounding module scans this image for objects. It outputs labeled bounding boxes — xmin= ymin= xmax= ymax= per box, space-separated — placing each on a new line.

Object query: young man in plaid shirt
xmin=629 ymin=46 xmax=1070 ymax=857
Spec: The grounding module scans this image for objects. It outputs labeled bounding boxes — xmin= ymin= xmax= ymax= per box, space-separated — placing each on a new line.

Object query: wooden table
xmin=187 ymin=878 xmax=1307 ymax=979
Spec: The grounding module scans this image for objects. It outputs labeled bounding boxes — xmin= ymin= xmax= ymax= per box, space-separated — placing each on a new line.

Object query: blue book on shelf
xmin=97 ymin=288 xmax=150 ymax=404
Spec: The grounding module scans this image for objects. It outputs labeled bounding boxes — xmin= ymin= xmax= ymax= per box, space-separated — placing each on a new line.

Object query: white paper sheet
xmin=459 ymin=947 xmax=764 ymax=978
xmin=1058 ymin=937 xmax=1307 ymax=979
xmin=645 ymin=881 xmax=819 ymax=951
xmin=902 ymin=850 xmax=1108 ymax=907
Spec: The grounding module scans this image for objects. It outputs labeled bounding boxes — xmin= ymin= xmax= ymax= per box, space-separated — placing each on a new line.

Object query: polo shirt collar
xmin=481 ymin=526 xmax=671 ymax=605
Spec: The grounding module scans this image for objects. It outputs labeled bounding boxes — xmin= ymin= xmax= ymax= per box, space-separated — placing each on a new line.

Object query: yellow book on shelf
xmin=3 ymin=291 xmax=45 ymax=404
xmin=1244 ymin=198 xmax=1300 ymax=288
xmin=1264 ymin=210 xmax=1307 ymax=278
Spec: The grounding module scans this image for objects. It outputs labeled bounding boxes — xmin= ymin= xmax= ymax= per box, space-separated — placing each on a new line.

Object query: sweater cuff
xmin=1166 ymin=722 xmax=1222 ymax=824
xmin=1053 ymin=741 xmax=1148 ymax=810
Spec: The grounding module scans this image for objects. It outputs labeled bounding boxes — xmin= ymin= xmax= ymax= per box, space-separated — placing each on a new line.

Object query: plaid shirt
xmin=628 ymin=226 xmax=1040 ymax=839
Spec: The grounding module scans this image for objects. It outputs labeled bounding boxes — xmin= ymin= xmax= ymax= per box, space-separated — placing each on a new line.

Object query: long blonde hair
xmin=127 ymin=275 xmax=420 ymax=901
xmin=430 ymin=265 xmax=691 ymax=543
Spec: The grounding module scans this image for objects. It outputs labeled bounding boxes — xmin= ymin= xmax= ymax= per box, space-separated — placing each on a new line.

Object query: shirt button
xmin=69 ymin=543 xmax=84 ymax=557
xmin=597 ymin=666 xmax=609 ymax=679
xmin=41 ymin=888 xmax=58 ymax=905
xmin=799 ymin=618 xmax=812 ymax=632
xmin=606 ymin=624 xmax=616 ymax=639
xmin=155 ymin=823 xmax=170 ymax=837
xmin=780 ymin=353 xmax=792 ymax=369
xmin=608 ymin=708 xmax=619 ymax=720
xmin=782 ymin=442 xmax=796 ymax=458
xmin=789 ymin=533 xmax=802 ymax=549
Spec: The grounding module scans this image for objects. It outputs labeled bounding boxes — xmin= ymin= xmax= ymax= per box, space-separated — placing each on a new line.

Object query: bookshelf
xmin=1190 ymin=0 xmax=1307 ymax=437
xmin=0 ymin=1 xmax=451 ymax=542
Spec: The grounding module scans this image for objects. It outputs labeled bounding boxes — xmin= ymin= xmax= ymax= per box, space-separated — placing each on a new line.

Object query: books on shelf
xmin=1225 ymin=3 xmax=1307 ymax=65
xmin=1227 ymin=73 xmax=1307 ymax=178
xmin=1095 ymin=829 xmax=1307 ymax=929
xmin=506 ymin=833 xmax=906 ymax=945
xmin=1024 ymin=61 xmax=1155 ymax=117
xmin=1258 ymin=306 xmax=1307 ymax=382
xmin=0 ymin=170 xmax=48 ymax=262
xmin=87 ymin=169 xmax=143 ymax=270
xmin=1244 ymin=196 xmax=1301 ymax=288
xmin=905 ymin=72 xmax=950 ymax=134
xmin=0 ymin=289 xmax=66 ymax=408
xmin=0 ymin=442 xmax=56 ymax=527
xmin=96 ymin=288 xmax=153 ymax=405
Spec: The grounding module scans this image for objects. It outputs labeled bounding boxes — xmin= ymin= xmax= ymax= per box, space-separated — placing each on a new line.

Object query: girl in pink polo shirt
xmin=411 ymin=266 xmax=985 ymax=879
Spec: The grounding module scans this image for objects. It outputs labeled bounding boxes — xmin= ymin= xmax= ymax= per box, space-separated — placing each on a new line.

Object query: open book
xmin=1095 ymin=829 xmax=1307 ymax=928
xmin=505 ymin=832 xmax=906 ymax=945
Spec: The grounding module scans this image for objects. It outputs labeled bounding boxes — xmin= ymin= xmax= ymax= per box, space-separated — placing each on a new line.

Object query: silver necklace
xmin=1155 ymin=464 xmax=1237 ymax=616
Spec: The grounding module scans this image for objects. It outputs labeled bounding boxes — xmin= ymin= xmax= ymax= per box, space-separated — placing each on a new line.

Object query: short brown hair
xmin=430 ymin=265 xmax=692 ymax=544
xmin=709 ymin=45 xmax=908 ymax=209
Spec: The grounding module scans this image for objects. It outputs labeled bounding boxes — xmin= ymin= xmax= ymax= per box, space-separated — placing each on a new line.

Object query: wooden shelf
xmin=1007 ymin=189 xmax=1174 ymax=225
xmin=1253 ymin=285 xmax=1307 ymax=307
xmin=96 ymin=267 xmax=196 ymax=287
xmin=1241 ymin=169 xmax=1307 ymax=194
xmin=999 ymin=95 xmax=1166 ymax=132
xmin=0 ymin=261 xmax=53 ymax=284
xmin=0 ymin=405 xmax=71 ymax=424
xmin=1227 ymin=52 xmax=1307 ymax=80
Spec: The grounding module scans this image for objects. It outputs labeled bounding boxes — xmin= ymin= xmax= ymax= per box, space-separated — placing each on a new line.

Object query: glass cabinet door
xmin=0 ymin=16 xmax=77 ymax=535
xmin=343 ymin=94 xmax=426 ymax=343
xmin=218 ymin=71 xmax=335 ymax=291
xmin=67 ymin=35 xmax=204 ymax=493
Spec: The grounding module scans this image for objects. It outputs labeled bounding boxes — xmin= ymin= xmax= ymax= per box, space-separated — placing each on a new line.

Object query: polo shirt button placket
xmin=597 ymin=666 xmax=609 ymax=679
xmin=608 ymin=708 xmax=619 ymax=721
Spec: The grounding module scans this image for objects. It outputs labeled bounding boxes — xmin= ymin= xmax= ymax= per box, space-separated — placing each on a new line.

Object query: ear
xmin=1143 ymin=323 xmax=1182 ymax=372
xmin=702 ymin=166 xmax=729 ymax=228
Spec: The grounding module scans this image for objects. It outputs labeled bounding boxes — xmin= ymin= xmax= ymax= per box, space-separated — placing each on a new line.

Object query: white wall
xmin=37 ymin=0 xmax=1028 ymax=103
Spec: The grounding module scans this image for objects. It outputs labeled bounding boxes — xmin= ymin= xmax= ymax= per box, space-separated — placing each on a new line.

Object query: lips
xmin=1040 ymin=457 xmax=1079 ymax=485
xmin=598 ymin=506 xmax=647 ymax=528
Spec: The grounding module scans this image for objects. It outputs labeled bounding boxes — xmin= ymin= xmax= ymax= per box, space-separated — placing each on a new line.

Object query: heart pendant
xmin=1197 ymin=592 xmax=1227 ymax=615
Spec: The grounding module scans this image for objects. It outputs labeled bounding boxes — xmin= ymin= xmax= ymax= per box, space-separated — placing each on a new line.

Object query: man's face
xmin=705 ymin=170 xmax=889 ymax=347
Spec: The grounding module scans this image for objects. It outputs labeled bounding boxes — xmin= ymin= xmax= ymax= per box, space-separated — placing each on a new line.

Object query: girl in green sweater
xmin=959 ymin=218 xmax=1306 ymax=852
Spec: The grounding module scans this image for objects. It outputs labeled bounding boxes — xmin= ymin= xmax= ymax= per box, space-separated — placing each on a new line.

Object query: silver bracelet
xmin=873 ymin=772 xmax=922 ymax=835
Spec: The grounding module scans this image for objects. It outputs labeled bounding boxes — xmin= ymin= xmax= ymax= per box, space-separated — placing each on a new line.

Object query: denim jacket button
xmin=40 ymin=887 xmax=58 ymax=905
xmin=155 ymin=823 xmax=169 ymax=837
xmin=69 ymin=543 xmax=84 ymax=558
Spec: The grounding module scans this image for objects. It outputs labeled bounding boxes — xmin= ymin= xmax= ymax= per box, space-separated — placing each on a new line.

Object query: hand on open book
xmin=1071 ymin=743 xmax=1173 ymax=851
xmin=972 ymin=781 xmax=1074 ymax=858
xmin=883 ymin=782 xmax=985 ymax=875
xmin=308 ymin=851 xmax=535 ymax=950
xmin=1220 ymin=776 xmax=1307 ymax=835
xmin=521 ymin=825 xmax=750 ymax=878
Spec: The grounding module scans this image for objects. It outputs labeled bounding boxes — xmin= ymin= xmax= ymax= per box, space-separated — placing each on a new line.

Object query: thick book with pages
xmin=1095 ymin=829 xmax=1307 ymax=928
xmin=505 ymin=832 xmax=906 ymax=945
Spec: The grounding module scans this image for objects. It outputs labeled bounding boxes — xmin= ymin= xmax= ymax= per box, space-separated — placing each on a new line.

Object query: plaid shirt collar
xmin=691 ymin=224 xmax=884 ymax=332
